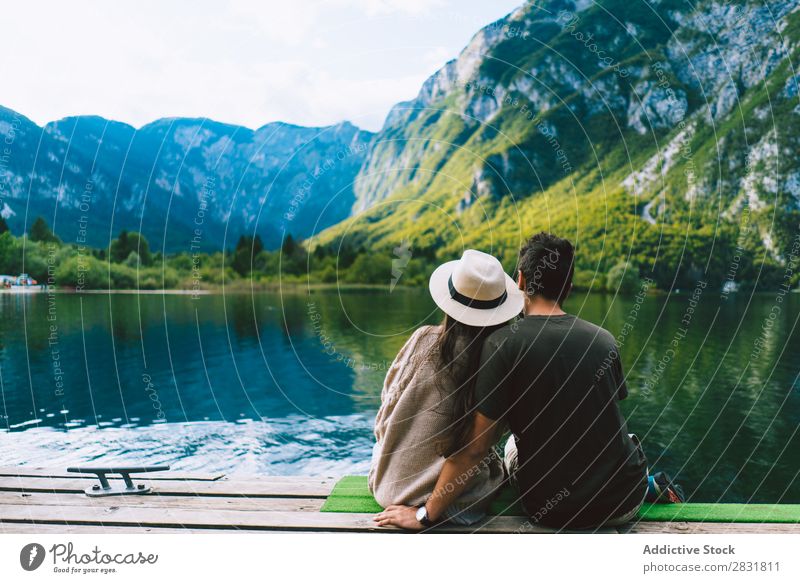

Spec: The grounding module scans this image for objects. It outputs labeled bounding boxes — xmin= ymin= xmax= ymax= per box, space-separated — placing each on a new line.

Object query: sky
xmin=1 ymin=0 xmax=522 ymax=132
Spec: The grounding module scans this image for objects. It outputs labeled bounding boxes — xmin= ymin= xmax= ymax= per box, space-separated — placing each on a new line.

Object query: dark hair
xmin=432 ymin=314 xmax=503 ymax=456
xmin=518 ymin=232 xmax=574 ymax=303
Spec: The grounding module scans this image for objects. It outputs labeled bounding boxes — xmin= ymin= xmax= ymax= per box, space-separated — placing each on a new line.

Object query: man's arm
xmin=373 ymin=412 xmax=501 ymax=530
xmin=611 ymin=342 xmax=629 ymax=400
xmin=425 ymin=412 xmax=502 ymax=519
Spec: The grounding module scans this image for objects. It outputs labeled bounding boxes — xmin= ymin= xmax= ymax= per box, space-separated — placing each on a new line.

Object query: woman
xmin=368 ymin=249 xmax=524 ymax=525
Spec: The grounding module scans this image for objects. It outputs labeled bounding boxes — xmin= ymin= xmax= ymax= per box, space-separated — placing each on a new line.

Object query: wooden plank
xmin=0 ymin=503 xmax=595 ymax=533
xmin=4 ymin=470 xmax=795 ymax=534
xmin=0 ymin=492 xmax=324 ymax=512
xmin=2 ymin=495 xmax=787 ymax=534
xmin=2 ymin=517 xmax=793 ymax=535
xmin=0 ymin=523 xmax=301 ymax=534
xmin=0 ymin=466 xmax=225 ymax=481
xmin=0 ymin=504 xmax=379 ymax=532
xmin=468 ymin=515 xmax=618 ymax=534
xmin=620 ymin=520 xmax=800 ymax=534
xmin=0 ymin=476 xmax=334 ymax=498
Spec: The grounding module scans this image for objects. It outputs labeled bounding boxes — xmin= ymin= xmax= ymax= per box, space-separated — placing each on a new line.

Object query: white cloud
xmin=0 ymin=0 xmax=520 ymax=131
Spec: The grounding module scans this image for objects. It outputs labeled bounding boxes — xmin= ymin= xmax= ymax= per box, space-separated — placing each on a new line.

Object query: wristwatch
xmin=416 ymin=504 xmax=434 ymax=527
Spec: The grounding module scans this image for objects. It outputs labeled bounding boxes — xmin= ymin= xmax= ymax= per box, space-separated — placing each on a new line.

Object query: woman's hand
xmin=373 ymin=505 xmax=424 ymax=530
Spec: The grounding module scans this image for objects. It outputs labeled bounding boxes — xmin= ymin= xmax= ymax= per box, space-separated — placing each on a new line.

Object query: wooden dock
xmin=0 ymin=467 xmax=796 ymax=534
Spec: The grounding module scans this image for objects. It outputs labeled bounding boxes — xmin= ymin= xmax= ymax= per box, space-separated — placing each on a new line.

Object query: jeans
xmin=440 ymin=500 xmax=489 ymax=526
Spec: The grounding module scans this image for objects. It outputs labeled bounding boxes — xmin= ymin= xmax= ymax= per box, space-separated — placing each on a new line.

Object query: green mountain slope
xmin=313 ymin=0 xmax=800 ymax=292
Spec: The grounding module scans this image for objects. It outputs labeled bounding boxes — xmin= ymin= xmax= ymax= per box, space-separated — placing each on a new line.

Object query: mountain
xmin=318 ymin=0 xmax=800 ymax=291
xmin=0 ymin=108 xmax=371 ymax=252
xmin=3 ymin=0 xmax=799 ymax=292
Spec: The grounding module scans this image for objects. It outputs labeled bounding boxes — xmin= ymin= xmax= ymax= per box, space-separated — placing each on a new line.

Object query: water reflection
xmin=0 ymin=289 xmax=797 ymax=502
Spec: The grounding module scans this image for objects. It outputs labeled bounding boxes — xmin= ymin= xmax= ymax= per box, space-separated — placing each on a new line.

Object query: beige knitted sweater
xmin=368 ymin=325 xmax=504 ymax=508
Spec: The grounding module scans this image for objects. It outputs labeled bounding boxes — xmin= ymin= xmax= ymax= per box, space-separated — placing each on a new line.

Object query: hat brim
xmin=429 ymin=260 xmax=524 ymax=327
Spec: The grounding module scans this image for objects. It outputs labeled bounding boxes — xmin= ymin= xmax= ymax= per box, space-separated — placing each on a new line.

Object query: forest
xmin=1 ymin=214 xmax=795 ymax=294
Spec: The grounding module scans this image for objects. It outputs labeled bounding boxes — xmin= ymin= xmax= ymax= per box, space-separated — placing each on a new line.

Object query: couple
xmin=369 ymin=232 xmax=682 ymax=530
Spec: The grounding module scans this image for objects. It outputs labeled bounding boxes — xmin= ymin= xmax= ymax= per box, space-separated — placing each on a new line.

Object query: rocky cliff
xmin=324 ymin=0 xmax=800 ymax=289
xmin=0 ymin=108 xmax=371 ymax=251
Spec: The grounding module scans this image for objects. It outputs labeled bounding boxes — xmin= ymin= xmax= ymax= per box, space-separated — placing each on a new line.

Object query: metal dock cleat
xmin=67 ymin=465 xmax=170 ymax=497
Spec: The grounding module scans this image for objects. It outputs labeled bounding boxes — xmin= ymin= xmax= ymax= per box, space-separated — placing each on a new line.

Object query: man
xmin=375 ymin=232 xmax=652 ymax=530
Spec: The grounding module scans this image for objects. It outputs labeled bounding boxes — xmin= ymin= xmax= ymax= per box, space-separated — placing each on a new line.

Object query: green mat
xmin=320 ymin=476 xmax=800 ymax=523
xmin=320 ymin=475 xmax=525 ymax=515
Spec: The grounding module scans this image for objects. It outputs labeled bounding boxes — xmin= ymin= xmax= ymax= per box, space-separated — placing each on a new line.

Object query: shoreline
xmin=0 ymin=283 xmax=426 ymax=295
xmin=2 ymin=284 xmax=798 ymax=296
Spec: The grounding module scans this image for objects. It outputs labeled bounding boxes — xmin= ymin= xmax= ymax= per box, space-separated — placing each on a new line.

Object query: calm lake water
xmin=0 ymin=288 xmax=798 ymax=503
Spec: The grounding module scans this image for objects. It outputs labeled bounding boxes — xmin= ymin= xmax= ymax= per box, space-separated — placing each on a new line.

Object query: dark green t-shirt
xmin=475 ymin=314 xmax=647 ymax=528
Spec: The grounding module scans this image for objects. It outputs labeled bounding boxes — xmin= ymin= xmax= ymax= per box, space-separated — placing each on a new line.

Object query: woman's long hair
xmin=433 ymin=314 xmax=503 ymax=456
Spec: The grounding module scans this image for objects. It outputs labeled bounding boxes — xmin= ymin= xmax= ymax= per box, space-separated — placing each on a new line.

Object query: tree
xmin=0 ymin=216 xmax=9 ymax=235
xmin=232 ymin=234 xmax=264 ymax=276
xmin=606 ymin=261 xmax=642 ymax=294
xmin=55 ymin=255 xmax=109 ymax=289
xmin=110 ymin=231 xmax=152 ymax=265
xmin=110 ymin=230 xmax=130 ymax=262
xmin=29 ymin=217 xmax=59 ymax=243
xmin=343 ymin=253 xmax=392 ymax=284
xmin=252 ymin=234 xmax=264 ymax=256
xmin=281 ymin=234 xmax=296 ymax=256
xmin=124 ymin=251 xmax=141 ymax=268
xmin=127 ymin=232 xmax=152 ymax=266
xmin=0 ymin=231 xmax=22 ymax=273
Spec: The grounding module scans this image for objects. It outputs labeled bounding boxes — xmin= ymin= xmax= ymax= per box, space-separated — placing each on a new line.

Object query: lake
xmin=0 ymin=288 xmax=798 ymax=503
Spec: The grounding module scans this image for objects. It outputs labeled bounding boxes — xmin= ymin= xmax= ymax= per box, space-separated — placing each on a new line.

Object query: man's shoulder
xmin=486 ymin=322 xmax=518 ymax=346
xmin=571 ymin=317 xmax=617 ymax=346
xmin=484 ymin=316 xmax=617 ymax=348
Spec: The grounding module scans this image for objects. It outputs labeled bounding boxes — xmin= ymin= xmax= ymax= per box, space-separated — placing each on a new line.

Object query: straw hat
xmin=429 ymin=249 xmax=524 ymax=327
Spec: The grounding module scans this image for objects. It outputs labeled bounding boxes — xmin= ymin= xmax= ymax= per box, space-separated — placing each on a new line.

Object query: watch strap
xmin=417 ymin=504 xmax=434 ymax=527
